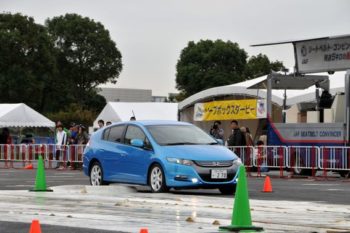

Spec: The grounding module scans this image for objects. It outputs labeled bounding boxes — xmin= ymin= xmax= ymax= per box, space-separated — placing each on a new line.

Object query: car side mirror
xmin=131 ymin=138 xmax=144 ymax=148
xmin=216 ymin=139 xmax=224 ymax=145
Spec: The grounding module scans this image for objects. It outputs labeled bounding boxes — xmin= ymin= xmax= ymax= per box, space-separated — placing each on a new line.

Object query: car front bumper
xmin=164 ymin=162 xmax=240 ymax=188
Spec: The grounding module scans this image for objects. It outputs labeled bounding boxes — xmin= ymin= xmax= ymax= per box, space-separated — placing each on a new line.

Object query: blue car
xmin=83 ymin=121 xmax=241 ymax=194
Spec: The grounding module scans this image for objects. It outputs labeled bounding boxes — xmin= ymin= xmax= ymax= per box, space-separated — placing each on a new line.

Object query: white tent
xmin=178 ymin=72 xmax=346 ymax=110
xmin=93 ymin=102 xmax=178 ymax=127
xmin=0 ymin=103 xmax=55 ymax=128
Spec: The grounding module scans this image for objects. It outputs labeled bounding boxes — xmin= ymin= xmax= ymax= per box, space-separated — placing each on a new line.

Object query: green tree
xmin=245 ymin=53 xmax=284 ymax=79
xmin=0 ymin=13 xmax=57 ymax=112
xmin=82 ymin=90 xmax=106 ymax=113
xmin=176 ymin=40 xmax=247 ymax=98
xmin=47 ymin=103 xmax=98 ymax=128
xmin=46 ymin=13 xmax=122 ymax=110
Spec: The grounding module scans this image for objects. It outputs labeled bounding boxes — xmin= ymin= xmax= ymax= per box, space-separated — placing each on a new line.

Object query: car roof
xmin=113 ymin=120 xmax=192 ymax=127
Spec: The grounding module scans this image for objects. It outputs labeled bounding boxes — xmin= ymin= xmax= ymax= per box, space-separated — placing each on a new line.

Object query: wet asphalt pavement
xmin=0 ymin=167 xmax=349 ymax=205
xmin=0 ymin=221 xmax=127 ymax=233
xmin=0 ymin=167 xmax=350 ymax=233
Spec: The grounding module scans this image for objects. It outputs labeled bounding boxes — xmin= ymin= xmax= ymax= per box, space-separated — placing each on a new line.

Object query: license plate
xmin=211 ymin=169 xmax=227 ymax=179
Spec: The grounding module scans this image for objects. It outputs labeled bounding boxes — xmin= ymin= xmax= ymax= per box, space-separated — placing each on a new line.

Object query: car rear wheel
xmin=219 ymin=184 xmax=236 ymax=195
xmin=339 ymin=171 xmax=350 ymax=178
xmin=292 ymin=154 xmax=312 ymax=176
xmin=90 ymin=162 xmax=107 ymax=186
xmin=149 ymin=164 xmax=168 ymax=193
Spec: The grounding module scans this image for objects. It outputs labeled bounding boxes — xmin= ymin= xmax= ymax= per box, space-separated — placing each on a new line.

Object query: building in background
xmin=99 ymin=87 xmax=179 ymax=103
xmin=152 ymin=96 xmax=167 ymax=102
xmin=99 ymin=88 xmax=153 ymax=102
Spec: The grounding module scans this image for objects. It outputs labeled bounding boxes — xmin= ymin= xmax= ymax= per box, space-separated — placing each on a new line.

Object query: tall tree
xmin=46 ymin=14 xmax=122 ymax=110
xmin=245 ymin=54 xmax=284 ymax=79
xmin=176 ymin=40 xmax=247 ymax=98
xmin=0 ymin=13 xmax=57 ymax=112
xmin=175 ymin=40 xmax=285 ymax=99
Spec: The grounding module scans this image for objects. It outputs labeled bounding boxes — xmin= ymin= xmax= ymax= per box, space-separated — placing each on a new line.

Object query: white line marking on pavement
xmin=302 ymin=183 xmax=339 ymax=186
xmin=327 ymin=189 xmax=344 ymax=191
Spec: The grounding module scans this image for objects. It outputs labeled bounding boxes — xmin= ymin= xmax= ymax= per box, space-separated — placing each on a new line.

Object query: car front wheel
xmin=149 ymin=164 xmax=168 ymax=193
xmin=219 ymin=184 xmax=236 ymax=195
xmin=90 ymin=162 xmax=107 ymax=186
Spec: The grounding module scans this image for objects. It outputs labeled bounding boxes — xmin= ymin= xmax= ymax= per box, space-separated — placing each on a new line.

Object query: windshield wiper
xmin=207 ymin=142 xmax=218 ymax=145
xmin=163 ymin=142 xmax=198 ymax=146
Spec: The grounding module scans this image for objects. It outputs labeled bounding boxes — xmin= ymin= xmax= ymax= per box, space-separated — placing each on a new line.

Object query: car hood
xmin=159 ymin=145 xmax=238 ymax=161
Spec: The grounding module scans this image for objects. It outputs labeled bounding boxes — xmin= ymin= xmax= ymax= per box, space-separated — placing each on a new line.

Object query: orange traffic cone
xmin=24 ymin=164 xmax=33 ymax=170
xmin=262 ymin=176 xmax=273 ymax=192
xmin=140 ymin=228 xmax=148 ymax=233
xmin=29 ymin=219 xmax=42 ymax=233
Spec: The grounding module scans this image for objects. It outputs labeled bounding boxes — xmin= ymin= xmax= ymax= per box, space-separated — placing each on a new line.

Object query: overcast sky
xmin=2 ymin=0 xmax=350 ymax=96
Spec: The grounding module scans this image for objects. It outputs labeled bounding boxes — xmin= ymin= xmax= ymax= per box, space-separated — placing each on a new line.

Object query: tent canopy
xmin=247 ymin=74 xmax=329 ymax=90
xmin=93 ymin=102 xmax=178 ymax=127
xmin=0 ymin=103 xmax=55 ymax=128
xmin=178 ymin=72 xmax=345 ymax=110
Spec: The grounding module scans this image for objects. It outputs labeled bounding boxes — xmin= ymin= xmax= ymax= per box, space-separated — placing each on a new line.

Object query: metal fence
xmin=0 ymin=144 xmax=349 ymax=174
xmin=0 ymin=144 xmax=86 ymax=169
xmin=226 ymin=145 xmax=349 ymax=177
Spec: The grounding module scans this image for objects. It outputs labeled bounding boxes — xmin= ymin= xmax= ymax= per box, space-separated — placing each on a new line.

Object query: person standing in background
xmin=55 ymin=123 xmax=67 ymax=170
xmin=241 ymin=126 xmax=254 ymax=146
xmin=227 ymin=120 xmax=243 ymax=147
xmin=0 ymin=128 xmax=12 ymax=144
xmin=75 ymin=125 xmax=89 ymax=170
xmin=227 ymin=120 xmax=245 ymax=156
xmin=209 ymin=121 xmax=224 ymax=140
xmin=98 ymin=119 xmax=105 ymax=128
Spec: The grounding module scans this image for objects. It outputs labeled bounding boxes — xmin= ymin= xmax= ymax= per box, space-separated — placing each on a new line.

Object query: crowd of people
xmin=209 ymin=120 xmax=265 ymax=148
xmin=55 ymin=121 xmax=89 ymax=170
xmin=209 ymin=120 xmax=268 ymax=170
xmin=0 ymin=128 xmax=12 ymax=144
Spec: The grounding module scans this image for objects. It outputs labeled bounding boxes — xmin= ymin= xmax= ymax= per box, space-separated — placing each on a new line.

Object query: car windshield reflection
xmin=146 ymin=125 xmax=217 ymax=146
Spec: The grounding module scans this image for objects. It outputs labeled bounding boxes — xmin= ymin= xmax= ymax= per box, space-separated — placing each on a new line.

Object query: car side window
xmin=125 ymin=125 xmax=152 ymax=150
xmin=107 ymin=125 xmax=125 ymax=143
xmin=102 ymin=128 xmax=111 ymax=141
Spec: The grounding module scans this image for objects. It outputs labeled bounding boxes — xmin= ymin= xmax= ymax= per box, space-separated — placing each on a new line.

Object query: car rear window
xmin=106 ymin=125 xmax=125 ymax=143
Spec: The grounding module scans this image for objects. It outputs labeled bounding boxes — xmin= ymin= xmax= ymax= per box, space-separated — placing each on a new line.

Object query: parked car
xmin=83 ymin=121 xmax=241 ymax=194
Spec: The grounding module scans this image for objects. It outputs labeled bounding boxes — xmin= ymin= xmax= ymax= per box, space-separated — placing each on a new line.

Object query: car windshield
xmin=146 ymin=125 xmax=218 ymax=146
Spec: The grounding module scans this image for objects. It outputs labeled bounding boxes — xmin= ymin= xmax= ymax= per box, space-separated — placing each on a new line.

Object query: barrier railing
xmin=227 ymin=145 xmax=349 ymax=175
xmin=228 ymin=145 xmax=288 ymax=177
xmin=319 ymin=147 xmax=350 ymax=174
xmin=0 ymin=144 xmax=349 ymax=174
xmin=288 ymin=146 xmax=319 ymax=176
xmin=0 ymin=144 xmax=86 ymax=169
xmin=227 ymin=146 xmax=254 ymax=168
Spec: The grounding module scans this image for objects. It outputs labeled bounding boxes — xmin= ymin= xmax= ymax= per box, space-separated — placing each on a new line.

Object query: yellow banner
xmin=194 ymin=99 xmax=266 ymax=121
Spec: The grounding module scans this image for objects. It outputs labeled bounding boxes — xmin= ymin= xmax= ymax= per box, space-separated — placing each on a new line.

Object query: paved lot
xmin=0 ymin=221 xmax=126 ymax=233
xmin=0 ymin=184 xmax=349 ymax=233
xmin=1 ymin=168 xmax=349 ymax=205
xmin=0 ymin=167 xmax=350 ymax=232
xmin=0 ymin=168 xmax=89 ymax=190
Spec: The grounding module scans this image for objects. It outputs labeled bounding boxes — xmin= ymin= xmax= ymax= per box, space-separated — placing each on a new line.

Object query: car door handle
xmin=120 ymin=153 xmax=127 ymax=157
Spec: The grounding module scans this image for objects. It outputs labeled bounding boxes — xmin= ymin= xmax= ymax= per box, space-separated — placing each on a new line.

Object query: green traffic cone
xmin=219 ymin=165 xmax=263 ymax=232
xmin=30 ymin=155 xmax=53 ymax=192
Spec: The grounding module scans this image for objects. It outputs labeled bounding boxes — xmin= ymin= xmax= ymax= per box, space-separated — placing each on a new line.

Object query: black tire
xmin=89 ymin=161 xmax=108 ymax=186
xmin=148 ymin=164 xmax=169 ymax=193
xmin=292 ymin=154 xmax=313 ymax=176
xmin=219 ymin=184 xmax=236 ymax=195
xmin=293 ymin=168 xmax=313 ymax=176
xmin=339 ymin=171 xmax=350 ymax=178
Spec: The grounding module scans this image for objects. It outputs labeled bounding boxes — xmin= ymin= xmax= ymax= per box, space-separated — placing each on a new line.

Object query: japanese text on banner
xmin=193 ymin=99 xmax=266 ymax=121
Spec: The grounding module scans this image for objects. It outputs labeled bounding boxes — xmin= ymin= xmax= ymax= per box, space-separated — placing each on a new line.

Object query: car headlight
xmin=233 ymin=158 xmax=242 ymax=166
xmin=167 ymin=157 xmax=193 ymax=166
